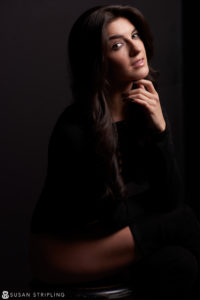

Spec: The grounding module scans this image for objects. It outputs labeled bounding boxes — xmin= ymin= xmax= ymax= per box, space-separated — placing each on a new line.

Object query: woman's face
xmin=105 ymin=17 xmax=149 ymax=86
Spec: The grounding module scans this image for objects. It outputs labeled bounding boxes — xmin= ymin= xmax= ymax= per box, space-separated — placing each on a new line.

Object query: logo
xmin=2 ymin=291 xmax=9 ymax=299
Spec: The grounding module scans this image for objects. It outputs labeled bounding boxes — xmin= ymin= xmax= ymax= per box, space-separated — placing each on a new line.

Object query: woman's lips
xmin=131 ymin=58 xmax=144 ymax=68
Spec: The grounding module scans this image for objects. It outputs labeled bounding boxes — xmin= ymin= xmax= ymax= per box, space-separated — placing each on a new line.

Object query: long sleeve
xmin=126 ymin=116 xmax=184 ymax=256
xmin=144 ymin=118 xmax=183 ymax=212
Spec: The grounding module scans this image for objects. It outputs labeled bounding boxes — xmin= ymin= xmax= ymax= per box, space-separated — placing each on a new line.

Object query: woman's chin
xmin=131 ymin=68 xmax=149 ymax=81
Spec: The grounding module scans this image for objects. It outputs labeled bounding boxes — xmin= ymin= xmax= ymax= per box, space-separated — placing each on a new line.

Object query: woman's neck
xmin=107 ymin=82 xmax=133 ymax=123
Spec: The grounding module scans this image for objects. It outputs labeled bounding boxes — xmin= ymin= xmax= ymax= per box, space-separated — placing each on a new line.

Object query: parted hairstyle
xmin=67 ymin=5 xmax=158 ymax=202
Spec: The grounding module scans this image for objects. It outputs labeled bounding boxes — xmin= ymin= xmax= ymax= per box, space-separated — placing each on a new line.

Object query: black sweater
xmin=30 ymin=103 xmax=182 ymax=239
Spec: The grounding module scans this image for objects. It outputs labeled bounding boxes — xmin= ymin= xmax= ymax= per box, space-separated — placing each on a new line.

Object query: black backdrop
xmin=0 ymin=0 xmax=184 ymax=290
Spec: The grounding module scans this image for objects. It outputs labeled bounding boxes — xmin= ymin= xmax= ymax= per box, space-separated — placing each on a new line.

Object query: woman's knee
xmin=172 ymin=246 xmax=199 ymax=281
xmin=137 ymin=246 xmax=199 ymax=297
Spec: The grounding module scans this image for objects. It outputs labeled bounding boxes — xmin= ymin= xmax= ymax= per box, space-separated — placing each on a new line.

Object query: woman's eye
xmin=132 ymin=32 xmax=139 ymax=39
xmin=112 ymin=42 xmax=122 ymax=50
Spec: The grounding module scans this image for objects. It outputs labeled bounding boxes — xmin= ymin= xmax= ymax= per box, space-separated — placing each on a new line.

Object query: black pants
xmin=130 ymin=204 xmax=200 ymax=299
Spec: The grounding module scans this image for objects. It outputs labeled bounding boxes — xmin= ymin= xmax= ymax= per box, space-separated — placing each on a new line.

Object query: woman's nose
xmin=129 ymin=41 xmax=140 ymax=57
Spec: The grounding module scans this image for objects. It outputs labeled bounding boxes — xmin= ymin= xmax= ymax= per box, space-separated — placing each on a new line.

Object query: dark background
xmin=0 ymin=0 xmax=192 ymax=290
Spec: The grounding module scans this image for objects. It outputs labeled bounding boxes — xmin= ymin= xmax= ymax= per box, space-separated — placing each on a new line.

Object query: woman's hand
xmin=123 ymin=79 xmax=166 ymax=132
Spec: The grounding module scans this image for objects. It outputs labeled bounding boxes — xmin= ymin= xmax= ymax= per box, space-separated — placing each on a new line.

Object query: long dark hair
xmin=68 ymin=5 xmax=158 ymax=202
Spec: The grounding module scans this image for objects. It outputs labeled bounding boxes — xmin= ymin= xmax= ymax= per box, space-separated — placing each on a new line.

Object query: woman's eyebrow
xmin=108 ymin=28 xmax=137 ymax=41
xmin=108 ymin=34 xmax=123 ymax=40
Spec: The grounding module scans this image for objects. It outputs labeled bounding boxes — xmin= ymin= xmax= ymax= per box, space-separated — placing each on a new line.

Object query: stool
xmin=30 ymin=279 xmax=135 ymax=299
xmin=64 ymin=284 xmax=135 ymax=299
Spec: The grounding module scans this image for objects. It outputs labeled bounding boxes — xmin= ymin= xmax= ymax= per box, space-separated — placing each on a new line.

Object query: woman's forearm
xmin=29 ymin=226 xmax=141 ymax=284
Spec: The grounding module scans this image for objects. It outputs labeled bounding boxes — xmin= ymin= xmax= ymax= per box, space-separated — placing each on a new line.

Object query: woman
xmin=29 ymin=5 xmax=200 ymax=298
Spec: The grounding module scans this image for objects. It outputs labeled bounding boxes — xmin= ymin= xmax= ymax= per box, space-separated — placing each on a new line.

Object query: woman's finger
xmin=134 ymin=79 xmax=157 ymax=94
xmin=131 ymin=98 xmax=151 ymax=108
xmin=131 ymin=93 xmax=154 ymax=103
xmin=123 ymin=88 xmax=155 ymax=101
xmin=137 ymin=83 xmax=145 ymax=90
